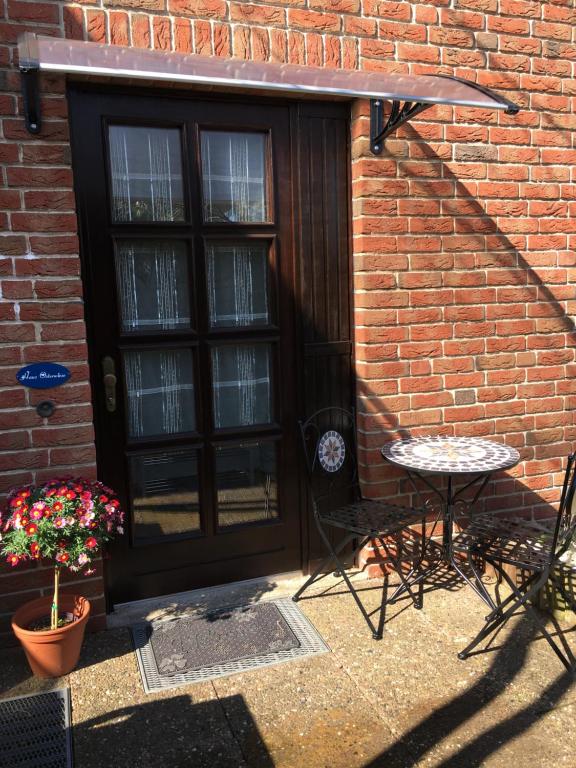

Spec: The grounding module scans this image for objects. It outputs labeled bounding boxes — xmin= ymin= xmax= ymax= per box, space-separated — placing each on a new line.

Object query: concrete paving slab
xmin=1 ymin=571 xmax=576 ymax=768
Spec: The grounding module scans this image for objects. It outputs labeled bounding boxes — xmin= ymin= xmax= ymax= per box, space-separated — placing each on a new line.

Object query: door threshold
xmin=107 ymin=570 xmax=307 ymax=629
xmin=107 ymin=567 xmax=369 ymax=629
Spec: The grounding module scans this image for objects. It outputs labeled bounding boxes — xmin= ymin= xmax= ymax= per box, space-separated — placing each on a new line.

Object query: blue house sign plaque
xmin=16 ymin=363 xmax=71 ymax=389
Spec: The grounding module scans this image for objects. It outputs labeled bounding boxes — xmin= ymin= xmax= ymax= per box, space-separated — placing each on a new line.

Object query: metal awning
xmin=18 ymin=33 xmax=519 ymax=153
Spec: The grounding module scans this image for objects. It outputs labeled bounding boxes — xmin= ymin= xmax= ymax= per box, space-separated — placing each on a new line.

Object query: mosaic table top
xmin=381 ymin=436 xmax=520 ymax=476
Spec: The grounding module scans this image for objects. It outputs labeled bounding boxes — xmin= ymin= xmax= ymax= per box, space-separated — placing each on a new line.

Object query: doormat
xmin=0 ymin=688 xmax=73 ymax=768
xmin=131 ymin=598 xmax=329 ymax=693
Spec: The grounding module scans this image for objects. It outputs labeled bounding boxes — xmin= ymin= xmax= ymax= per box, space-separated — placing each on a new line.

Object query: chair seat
xmin=452 ymin=513 xmax=554 ymax=570
xmin=320 ymin=499 xmax=426 ymax=537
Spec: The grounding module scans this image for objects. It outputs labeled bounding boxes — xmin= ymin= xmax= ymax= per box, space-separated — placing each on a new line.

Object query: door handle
xmin=102 ymin=356 xmax=117 ymax=413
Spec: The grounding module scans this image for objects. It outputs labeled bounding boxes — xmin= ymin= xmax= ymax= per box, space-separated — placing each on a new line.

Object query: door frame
xmin=67 ymin=81 xmax=354 ymax=607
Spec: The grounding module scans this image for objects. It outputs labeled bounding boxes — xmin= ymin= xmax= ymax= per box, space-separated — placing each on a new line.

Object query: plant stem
xmin=51 ymin=567 xmax=60 ymax=630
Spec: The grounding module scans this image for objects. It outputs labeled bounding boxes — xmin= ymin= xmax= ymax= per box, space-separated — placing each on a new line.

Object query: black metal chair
xmin=292 ymin=407 xmax=429 ymax=639
xmin=454 ymin=452 xmax=576 ymax=671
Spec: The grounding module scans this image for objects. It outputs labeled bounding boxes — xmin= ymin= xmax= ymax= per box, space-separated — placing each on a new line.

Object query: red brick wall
xmin=0 ymin=0 xmax=574 ymax=636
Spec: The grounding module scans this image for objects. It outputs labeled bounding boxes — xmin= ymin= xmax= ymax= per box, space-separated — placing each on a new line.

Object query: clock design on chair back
xmin=318 ymin=431 xmax=346 ymax=473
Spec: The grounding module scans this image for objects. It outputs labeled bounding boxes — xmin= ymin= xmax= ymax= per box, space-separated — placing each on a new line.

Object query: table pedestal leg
xmin=443 ymin=475 xmax=454 ymax=564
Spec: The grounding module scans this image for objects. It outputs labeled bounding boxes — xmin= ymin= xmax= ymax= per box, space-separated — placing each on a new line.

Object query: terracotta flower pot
xmin=12 ymin=593 xmax=91 ymax=678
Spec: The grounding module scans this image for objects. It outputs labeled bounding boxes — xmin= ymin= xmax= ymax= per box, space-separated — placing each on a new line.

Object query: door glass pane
xmin=216 ymin=443 xmax=278 ymax=528
xmin=212 ymin=344 xmax=272 ymax=429
xmin=124 ymin=349 xmax=195 ymax=438
xmin=115 ymin=240 xmax=191 ymax=332
xmin=109 ymin=125 xmax=185 ymax=222
xmin=130 ymin=449 xmax=200 ymax=542
xmin=206 ymin=242 xmax=269 ymax=328
xmin=201 ymin=131 xmax=269 ymax=223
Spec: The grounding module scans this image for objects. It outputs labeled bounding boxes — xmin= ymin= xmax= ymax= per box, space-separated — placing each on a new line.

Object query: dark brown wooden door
xmin=69 ymin=87 xmax=352 ymax=604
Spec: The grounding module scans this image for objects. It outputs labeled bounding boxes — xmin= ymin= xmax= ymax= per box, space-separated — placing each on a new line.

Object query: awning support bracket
xmin=21 ymin=65 xmax=41 ymax=134
xmin=370 ymin=99 xmax=432 ymax=154
xmin=19 ymin=32 xmax=41 ymax=134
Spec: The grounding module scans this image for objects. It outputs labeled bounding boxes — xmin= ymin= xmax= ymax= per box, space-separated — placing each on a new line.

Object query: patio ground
xmin=1 ymin=570 xmax=575 ymax=768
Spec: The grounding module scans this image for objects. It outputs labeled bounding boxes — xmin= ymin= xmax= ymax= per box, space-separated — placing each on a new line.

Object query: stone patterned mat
xmin=131 ymin=598 xmax=329 ymax=693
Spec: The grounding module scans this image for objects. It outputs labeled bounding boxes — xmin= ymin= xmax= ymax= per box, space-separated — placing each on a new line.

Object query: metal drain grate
xmin=132 ymin=597 xmax=330 ymax=693
xmin=0 ymin=688 xmax=72 ymax=768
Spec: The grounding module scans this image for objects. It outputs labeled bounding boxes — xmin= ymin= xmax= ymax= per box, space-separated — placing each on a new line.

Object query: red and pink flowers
xmin=1 ymin=477 xmax=125 ymax=577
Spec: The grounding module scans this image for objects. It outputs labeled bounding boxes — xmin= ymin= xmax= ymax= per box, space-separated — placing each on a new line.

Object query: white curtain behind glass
xmin=212 ymin=345 xmax=271 ymax=429
xmin=109 ymin=126 xmax=184 ymax=222
xmin=206 ymin=243 xmax=268 ymax=327
xmin=201 ymin=132 xmax=267 ymax=223
xmin=116 ymin=241 xmax=190 ymax=331
xmin=125 ymin=349 xmax=195 ymax=438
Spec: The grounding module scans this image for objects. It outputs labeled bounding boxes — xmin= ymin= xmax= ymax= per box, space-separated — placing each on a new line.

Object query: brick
xmin=49 ymin=446 xmax=97 ymax=466
xmin=19 ymin=301 xmax=85 ymax=321
xmin=270 ymin=29 xmax=287 ymax=62
xmin=343 ymin=38 xmax=358 ymax=69
xmin=360 ymin=39 xmax=395 ymax=58
xmin=171 ymin=0 xmax=228 ymax=13
xmin=363 ymin=1 xmax=411 ymax=21
xmin=24 ymin=191 xmax=75 ymax=211
xmin=430 ymin=28 xmax=474 ymax=48
xmin=0 ymin=450 xmax=48 ymax=472
xmin=325 ymin=35 xmax=340 ymax=68
xmin=1 ymin=279 xmax=32 ymax=298
xmin=7 ymin=167 xmax=73 ymax=188
xmin=397 ymin=43 xmax=440 ymax=63
xmin=105 ymin=0 xmax=165 ymax=8
xmin=0 ymin=189 xmax=20 ymax=209
xmin=110 ymin=11 xmax=130 ymax=46
xmin=442 ymin=8 xmax=484 ymax=28
xmin=32 ymin=425 xmax=94 ymax=448
xmin=379 ymin=21 xmax=426 ymax=43
xmin=288 ymin=9 xmax=340 ymax=32
xmin=63 ymin=6 xmax=83 ymax=40
xmin=488 ymin=16 xmax=529 ymax=34
xmin=344 ymin=17 xmax=377 ymax=36
xmin=534 ymin=21 xmax=572 ymax=41
xmin=11 ymin=213 xmax=77 ymax=233
xmin=230 ymin=3 xmax=286 ymax=25
xmin=0 ymin=323 xmax=35 ymax=342
xmin=416 ymin=7 xmax=438 ymax=24
xmin=172 ymin=17 xmax=191 ymax=52
xmin=233 ymin=26 xmax=250 ymax=59
xmin=194 ymin=20 xmax=211 ymax=55
xmin=8 ymin=1 xmax=60 ymax=23
xmin=87 ymin=10 xmax=107 ymax=43
xmin=252 ymin=27 xmax=270 ymax=62
xmin=131 ymin=13 xmax=150 ymax=48
xmin=153 ymin=16 xmax=171 ymax=50
xmin=310 ymin=0 xmax=359 ymax=10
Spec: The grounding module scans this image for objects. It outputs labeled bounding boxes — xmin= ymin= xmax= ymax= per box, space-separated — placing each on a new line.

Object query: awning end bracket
xmin=370 ymin=99 xmax=432 ymax=154
xmin=20 ymin=65 xmax=41 ymax=135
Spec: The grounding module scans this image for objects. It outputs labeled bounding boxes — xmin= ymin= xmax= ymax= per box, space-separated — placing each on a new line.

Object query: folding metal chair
xmin=292 ymin=407 xmax=429 ymax=639
xmin=454 ymin=452 xmax=576 ymax=671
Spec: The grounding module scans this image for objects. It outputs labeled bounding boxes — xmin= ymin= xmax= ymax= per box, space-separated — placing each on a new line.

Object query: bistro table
xmin=381 ymin=436 xmax=520 ymax=605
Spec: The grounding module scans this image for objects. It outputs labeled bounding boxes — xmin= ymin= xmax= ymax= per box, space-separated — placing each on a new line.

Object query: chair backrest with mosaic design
xmin=298 ymin=407 xmax=360 ymax=516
